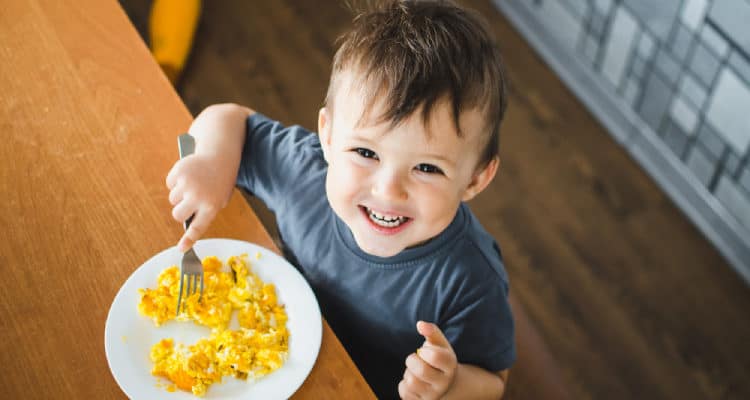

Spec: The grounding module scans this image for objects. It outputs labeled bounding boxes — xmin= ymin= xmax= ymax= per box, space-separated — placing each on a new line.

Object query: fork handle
xmin=178 ymin=133 xmax=196 ymax=232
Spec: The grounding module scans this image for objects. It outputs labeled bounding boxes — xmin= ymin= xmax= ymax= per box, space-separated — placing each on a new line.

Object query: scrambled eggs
xmin=138 ymin=254 xmax=289 ymax=396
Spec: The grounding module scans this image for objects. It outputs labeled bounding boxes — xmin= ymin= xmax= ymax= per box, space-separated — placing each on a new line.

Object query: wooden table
xmin=0 ymin=0 xmax=374 ymax=398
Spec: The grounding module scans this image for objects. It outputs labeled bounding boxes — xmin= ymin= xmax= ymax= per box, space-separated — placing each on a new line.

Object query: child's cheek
xmin=349 ymin=162 xmax=370 ymax=178
xmin=339 ymin=156 xmax=369 ymax=179
xmin=330 ymin=158 xmax=369 ymax=198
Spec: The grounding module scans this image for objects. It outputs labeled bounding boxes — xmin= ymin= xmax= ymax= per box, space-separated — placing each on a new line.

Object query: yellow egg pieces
xmin=138 ymin=254 xmax=289 ymax=397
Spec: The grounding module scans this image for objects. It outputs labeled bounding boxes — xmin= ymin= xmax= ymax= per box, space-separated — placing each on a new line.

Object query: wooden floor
xmin=120 ymin=1 xmax=750 ymax=398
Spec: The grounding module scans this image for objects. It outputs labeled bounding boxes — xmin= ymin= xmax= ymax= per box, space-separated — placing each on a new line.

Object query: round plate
xmin=104 ymin=238 xmax=322 ymax=399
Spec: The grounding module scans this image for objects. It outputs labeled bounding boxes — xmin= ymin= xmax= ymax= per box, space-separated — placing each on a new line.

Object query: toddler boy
xmin=166 ymin=1 xmax=515 ymax=398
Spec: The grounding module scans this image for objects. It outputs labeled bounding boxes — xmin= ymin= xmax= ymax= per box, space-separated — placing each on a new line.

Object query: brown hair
xmin=325 ymin=0 xmax=508 ymax=169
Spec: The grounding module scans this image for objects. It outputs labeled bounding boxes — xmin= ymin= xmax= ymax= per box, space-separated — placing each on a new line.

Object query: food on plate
xmin=138 ymin=254 xmax=289 ymax=396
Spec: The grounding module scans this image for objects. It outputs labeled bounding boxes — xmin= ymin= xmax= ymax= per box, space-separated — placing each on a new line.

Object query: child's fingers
xmin=417 ymin=321 xmax=452 ymax=349
xmin=168 ymin=184 xmax=184 ymax=206
xmin=177 ymin=205 xmax=218 ymax=252
xmin=416 ymin=346 xmax=456 ymax=374
xmin=165 ymin=162 xmax=181 ymax=190
xmin=177 ymin=233 xmax=194 ymax=253
xmin=171 ymin=197 xmax=196 ymax=223
xmin=405 ymin=369 xmax=433 ymax=392
xmin=185 ymin=207 xmax=216 ymax=242
xmin=406 ymin=351 xmax=442 ymax=384
xmin=399 ymin=370 xmax=431 ymax=400
xmin=397 ymin=379 xmax=420 ymax=400
xmin=177 ymin=215 xmax=202 ymax=252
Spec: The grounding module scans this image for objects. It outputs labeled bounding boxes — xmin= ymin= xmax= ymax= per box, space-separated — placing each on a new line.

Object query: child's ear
xmin=318 ymin=107 xmax=331 ymax=162
xmin=461 ymin=156 xmax=499 ymax=201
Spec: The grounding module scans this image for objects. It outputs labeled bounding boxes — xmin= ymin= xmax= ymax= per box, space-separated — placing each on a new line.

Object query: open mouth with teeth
xmin=360 ymin=206 xmax=412 ymax=232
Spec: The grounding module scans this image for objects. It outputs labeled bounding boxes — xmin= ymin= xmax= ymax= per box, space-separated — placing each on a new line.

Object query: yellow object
xmin=148 ymin=0 xmax=202 ymax=83
xmin=139 ymin=254 xmax=289 ymax=397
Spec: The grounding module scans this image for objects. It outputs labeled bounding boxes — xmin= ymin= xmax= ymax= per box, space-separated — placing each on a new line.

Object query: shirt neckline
xmin=333 ymin=203 xmax=469 ymax=268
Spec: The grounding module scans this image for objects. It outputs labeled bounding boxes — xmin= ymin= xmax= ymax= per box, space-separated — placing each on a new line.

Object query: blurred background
xmin=119 ymin=1 xmax=750 ymax=399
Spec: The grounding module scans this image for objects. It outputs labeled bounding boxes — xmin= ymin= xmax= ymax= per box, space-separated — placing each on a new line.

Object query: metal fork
xmin=176 ymin=133 xmax=204 ymax=316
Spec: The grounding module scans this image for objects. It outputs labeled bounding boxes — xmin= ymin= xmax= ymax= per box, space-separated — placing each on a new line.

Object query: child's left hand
xmin=398 ymin=321 xmax=458 ymax=400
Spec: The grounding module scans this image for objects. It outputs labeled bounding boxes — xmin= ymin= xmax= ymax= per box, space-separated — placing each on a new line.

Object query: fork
xmin=175 ymin=133 xmax=204 ymax=316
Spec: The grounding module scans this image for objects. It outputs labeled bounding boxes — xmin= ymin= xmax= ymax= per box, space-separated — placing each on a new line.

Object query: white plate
xmin=104 ymin=238 xmax=322 ymax=400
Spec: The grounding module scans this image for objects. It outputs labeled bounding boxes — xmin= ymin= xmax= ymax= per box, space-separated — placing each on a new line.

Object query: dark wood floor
xmin=120 ymin=1 xmax=750 ymax=398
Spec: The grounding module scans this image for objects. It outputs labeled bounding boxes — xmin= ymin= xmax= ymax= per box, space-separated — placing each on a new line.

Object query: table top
xmin=0 ymin=0 xmax=374 ymax=398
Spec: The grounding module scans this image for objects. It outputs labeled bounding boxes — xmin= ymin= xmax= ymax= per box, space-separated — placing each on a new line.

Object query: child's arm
xmin=399 ymin=321 xmax=508 ymax=399
xmin=165 ymin=103 xmax=254 ymax=251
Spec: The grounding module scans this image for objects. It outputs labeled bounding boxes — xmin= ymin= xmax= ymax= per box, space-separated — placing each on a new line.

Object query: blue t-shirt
xmin=237 ymin=112 xmax=516 ymax=398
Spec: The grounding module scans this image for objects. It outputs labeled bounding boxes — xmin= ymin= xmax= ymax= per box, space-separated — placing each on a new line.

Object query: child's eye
xmin=354 ymin=147 xmax=378 ymax=160
xmin=415 ymin=163 xmax=443 ymax=174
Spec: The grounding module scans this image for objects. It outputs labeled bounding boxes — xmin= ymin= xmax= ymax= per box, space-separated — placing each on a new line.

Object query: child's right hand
xmin=166 ymin=150 xmax=236 ymax=252
xmin=165 ymin=103 xmax=252 ymax=252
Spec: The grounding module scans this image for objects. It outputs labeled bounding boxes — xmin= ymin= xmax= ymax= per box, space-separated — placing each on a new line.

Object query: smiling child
xmin=166 ymin=1 xmax=515 ymax=398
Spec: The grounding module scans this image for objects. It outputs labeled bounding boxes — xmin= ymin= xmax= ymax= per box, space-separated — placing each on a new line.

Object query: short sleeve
xmin=441 ymin=277 xmax=516 ymax=372
xmin=236 ymin=112 xmax=325 ymax=214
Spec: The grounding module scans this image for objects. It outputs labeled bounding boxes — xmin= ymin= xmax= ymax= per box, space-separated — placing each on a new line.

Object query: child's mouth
xmin=360 ymin=206 xmax=411 ymax=230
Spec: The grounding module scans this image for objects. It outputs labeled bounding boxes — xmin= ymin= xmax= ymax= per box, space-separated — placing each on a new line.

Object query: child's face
xmin=319 ymin=72 xmax=498 ymax=257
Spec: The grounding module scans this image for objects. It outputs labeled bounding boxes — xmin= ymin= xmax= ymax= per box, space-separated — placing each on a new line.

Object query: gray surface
xmin=681 ymin=0 xmax=710 ymax=30
xmin=602 ymin=6 xmax=638 ymax=87
xmin=705 ymin=69 xmax=750 ymax=154
xmin=584 ymin=35 xmax=600 ymax=63
xmin=497 ymin=0 xmax=750 ymax=284
xmin=663 ymin=119 xmax=690 ymax=156
xmin=593 ymin=0 xmax=613 ymax=14
xmin=639 ymin=70 xmax=672 ymax=130
xmin=638 ymin=31 xmax=656 ymax=58
xmin=671 ymin=23 xmax=694 ymax=62
xmin=623 ymin=0 xmax=681 ymax=40
xmin=624 ymin=78 xmax=641 ymax=105
xmin=741 ymin=167 xmax=750 ymax=193
xmin=537 ymin=0 xmax=582 ymax=50
xmin=716 ymin=176 xmax=750 ymax=228
xmin=669 ymin=96 xmax=699 ymax=134
xmin=697 ymin=123 xmax=726 ymax=159
xmin=701 ymin=24 xmax=730 ymax=57
xmin=707 ymin=0 xmax=750 ymax=57
xmin=679 ymin=73 xmax=708 ymax=108
xmin=590 ymin=10 xmax=607 ymax=38
xmin=690 ymin=42 xmax=722 ymax=86
xmin=631 ymin=54 xmax=646 ymax=78
xmin=561 ymin=0 xmax=589 ymax=19
xmin=726 ymin=152 xmax=742 ymax=176
xmin=656 ymin=49 xmax=682 ymax=85
xmin=687 ymin=146 xmax=717 ymax=187
xmin=729 ymin=51 xmax=750 ymax=84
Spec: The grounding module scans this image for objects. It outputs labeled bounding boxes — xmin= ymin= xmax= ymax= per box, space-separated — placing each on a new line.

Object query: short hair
xmin=325 ymin=0 xmax=508 ymax=169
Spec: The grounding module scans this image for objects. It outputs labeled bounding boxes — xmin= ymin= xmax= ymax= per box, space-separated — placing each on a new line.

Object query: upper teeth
xmin=367 ymin=208 xmax=407 ymax=227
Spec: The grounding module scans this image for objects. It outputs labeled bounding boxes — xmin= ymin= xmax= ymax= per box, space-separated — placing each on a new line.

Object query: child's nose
xmin=371 ymin=170 xmax=408 ymax=201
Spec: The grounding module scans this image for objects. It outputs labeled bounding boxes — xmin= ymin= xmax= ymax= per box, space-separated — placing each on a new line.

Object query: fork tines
xmin=176 ymin=273 xmax=203 ymax=316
